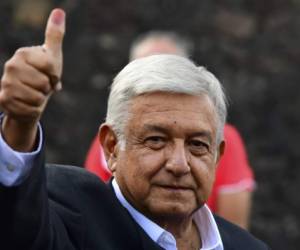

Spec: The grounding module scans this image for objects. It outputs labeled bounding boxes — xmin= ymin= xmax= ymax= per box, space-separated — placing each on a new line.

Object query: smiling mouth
xmin=157 ymin=185 xmax=192 ymax=192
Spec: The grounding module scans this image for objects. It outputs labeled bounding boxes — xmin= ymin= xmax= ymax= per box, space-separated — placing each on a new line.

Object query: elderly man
xmin=85 ymin=31 xmax=255 ymax=230
xmin=0 ymin=9 xmax=268 ymax=250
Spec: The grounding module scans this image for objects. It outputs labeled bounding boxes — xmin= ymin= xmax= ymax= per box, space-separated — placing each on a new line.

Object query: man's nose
xmin=165 ymin=141 xmax=190 ymax=176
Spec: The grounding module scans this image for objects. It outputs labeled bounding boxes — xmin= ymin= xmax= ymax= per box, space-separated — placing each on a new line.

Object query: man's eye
xmin=188 ymin=140 xmax=209 ymax=155
xmin=144 ymin=136 xmax=166 ymax=149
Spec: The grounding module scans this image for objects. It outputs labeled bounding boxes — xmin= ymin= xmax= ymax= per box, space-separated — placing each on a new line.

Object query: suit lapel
xmin=138 ymin=227 xmax=165 ymax=250
xmin=214 ymin=215 xmax=235 ymax=250
xmin=107 ymin=180 xmax=164 ymax=250
xmin=218 ymin=224 xmax=234 ymax=250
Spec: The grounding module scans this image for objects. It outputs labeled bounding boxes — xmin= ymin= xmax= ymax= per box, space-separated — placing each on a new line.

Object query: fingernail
xmin=51 ymin=9 xmax=65 ymax=25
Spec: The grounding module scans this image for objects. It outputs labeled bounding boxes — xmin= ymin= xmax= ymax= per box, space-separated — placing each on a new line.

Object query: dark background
xmin=1 ymin=0 xmax=300 ymax=249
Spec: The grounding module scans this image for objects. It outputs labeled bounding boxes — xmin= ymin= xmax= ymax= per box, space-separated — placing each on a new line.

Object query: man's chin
xmin=146 ymin=202 xmax=197 ymax=222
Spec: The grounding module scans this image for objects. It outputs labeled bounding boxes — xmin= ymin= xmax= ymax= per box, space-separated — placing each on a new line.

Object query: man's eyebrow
xmin=143 ymin=124 xmax=213 ymax=142
xmin=187 ymin=131 xmax=213 ymax=144
xmin=142 ymin=124 xmax=170 ymax=134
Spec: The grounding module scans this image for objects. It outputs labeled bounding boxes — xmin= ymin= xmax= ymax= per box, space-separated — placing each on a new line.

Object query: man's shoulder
xmin=46 ymin=164 xmax=101 ymax=180
xmin=214 ymin=215 xmax=269 ymax=250
xmin=46 ymin=164 xmax=105 ymax=185
xmin=45 ymin=164 xmax=112 ymax=202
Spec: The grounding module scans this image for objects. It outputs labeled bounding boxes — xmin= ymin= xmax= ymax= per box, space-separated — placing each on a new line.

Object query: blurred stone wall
xmin=1 ymin=0 xmax=300 ymax=249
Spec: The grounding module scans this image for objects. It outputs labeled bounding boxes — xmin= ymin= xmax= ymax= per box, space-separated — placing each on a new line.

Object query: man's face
xmin=113 ymin=92 xmax=223 ymax=223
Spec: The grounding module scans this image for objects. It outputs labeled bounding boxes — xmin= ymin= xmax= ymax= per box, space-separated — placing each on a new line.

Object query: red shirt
xmin=85 ymin=124 xmax=255 ymax=212
xmin=206 ymin=124 xmax=255 ymax=211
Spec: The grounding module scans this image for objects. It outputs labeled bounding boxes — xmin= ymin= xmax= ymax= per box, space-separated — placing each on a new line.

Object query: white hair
xmin=106 ymin=54 xmax=227 ymax=147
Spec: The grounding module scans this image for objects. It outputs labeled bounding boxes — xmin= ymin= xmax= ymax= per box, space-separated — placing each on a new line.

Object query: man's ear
xmin=215 ymin=140 xmax=225 ymax=164
xmin=99 ymin=124 xmax=119 ymax=173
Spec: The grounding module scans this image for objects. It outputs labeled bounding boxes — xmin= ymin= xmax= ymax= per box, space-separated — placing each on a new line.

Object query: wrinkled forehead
xmin=129 ymin=91 xmax=214 ymax=109
xmin=126 ymin=92 xmax=218 ymax=130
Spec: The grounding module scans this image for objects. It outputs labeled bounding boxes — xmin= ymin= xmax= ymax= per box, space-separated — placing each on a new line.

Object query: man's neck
xmin=155 ymin=216 xmax=202 ymax=250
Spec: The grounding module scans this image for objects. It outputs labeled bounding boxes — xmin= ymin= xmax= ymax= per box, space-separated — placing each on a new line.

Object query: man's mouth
xmin=157 ymin=184 xmax=192 ymax=192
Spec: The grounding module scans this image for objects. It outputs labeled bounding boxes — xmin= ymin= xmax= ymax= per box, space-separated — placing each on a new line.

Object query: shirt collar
xmin=193 ymin=205 xmax=223 ymax=250
xmin=112 ymin=179 xmax=165 ymax=243
xmin=112 ymin=179 xmax=223 ymax=250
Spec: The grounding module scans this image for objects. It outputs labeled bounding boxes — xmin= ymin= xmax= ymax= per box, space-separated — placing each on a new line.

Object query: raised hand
xmin=0 ymin=9 xmax=65 ymax=151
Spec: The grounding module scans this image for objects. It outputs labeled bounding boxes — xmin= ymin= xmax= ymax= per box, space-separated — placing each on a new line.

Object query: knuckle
xmin=0 ymin=78 xmax=6 ymax=89
xmin=31 ymin=106 xmax=42 ymax=118
xmin=47 ymin=29 xmax=64 ymax=41
xmin=33 ymin=93 xmax=45 ymax=106
xmin=0 ymin=92 xmax=6 ymax=104
xmin=1 ymin=79 xmax=13 ymax=92
xmin=0 ymin=96 xmax=13 ymax=113
xmin=4 ymin=59 xmax=17 ymax=73
xmin=40 ymin=77 xmax=51 ymax=93
xmin=15 ymin=47 xmax=28 ymax=57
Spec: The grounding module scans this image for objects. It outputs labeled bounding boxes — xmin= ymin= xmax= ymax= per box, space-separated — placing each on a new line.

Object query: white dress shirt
xmin=0 ymin=123 xmax=42 ymax=186
xmin=0 ymin=126 xmax=223 ymax=250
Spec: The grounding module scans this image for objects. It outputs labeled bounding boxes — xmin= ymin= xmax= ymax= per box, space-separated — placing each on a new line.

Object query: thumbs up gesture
xmin=0 ymin=9 xmax=66 ymax=151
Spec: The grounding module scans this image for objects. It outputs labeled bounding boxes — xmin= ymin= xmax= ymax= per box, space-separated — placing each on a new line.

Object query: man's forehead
xmin=129 ymin=92 xmax=214 ymax=110
xmin=126 ymin=92 xmax=218 ymax=134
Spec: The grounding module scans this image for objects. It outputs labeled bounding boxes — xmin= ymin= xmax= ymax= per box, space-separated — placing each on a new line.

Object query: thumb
xmin=44 ymin=8 xmax=65 ymax=54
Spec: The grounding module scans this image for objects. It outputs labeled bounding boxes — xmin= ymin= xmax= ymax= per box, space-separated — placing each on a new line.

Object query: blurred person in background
xmin=85 ymin=31 xmax=255 ymax=230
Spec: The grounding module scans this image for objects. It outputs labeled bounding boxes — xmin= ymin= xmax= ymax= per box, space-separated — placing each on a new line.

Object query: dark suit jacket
xmin=0 ymin=149 xmax=269 ymax=250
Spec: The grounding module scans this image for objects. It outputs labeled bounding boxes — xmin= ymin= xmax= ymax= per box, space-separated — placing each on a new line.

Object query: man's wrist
xmin=1 ymin=115 xmax=39 ymax=152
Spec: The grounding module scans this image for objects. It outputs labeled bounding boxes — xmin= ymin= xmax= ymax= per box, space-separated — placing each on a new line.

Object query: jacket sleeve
xmin=0 ymin=134 xmax=84 ymax=250
xmin=0 ymin=143 xmax=54 ymax=249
